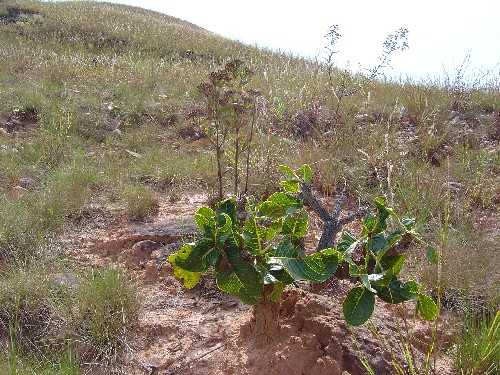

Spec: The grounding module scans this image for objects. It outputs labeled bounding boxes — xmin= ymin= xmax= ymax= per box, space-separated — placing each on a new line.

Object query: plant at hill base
xmin=193 ymin=59 xmax=259 ymax=200
xmin=169 ymin=164 xmax=437 ymax=344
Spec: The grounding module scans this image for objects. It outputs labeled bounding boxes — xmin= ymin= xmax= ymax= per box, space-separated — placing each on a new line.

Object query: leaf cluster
xmin=337 ymin=197 xmax=437 ymax=325
xmin=169 ymin=181 xmax=340 ymax=305
xmin=169 ymin=165 xmax=438 ymax=326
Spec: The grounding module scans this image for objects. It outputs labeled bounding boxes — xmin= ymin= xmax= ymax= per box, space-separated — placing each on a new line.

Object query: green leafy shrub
xmin=169 ymin=164 xmax=437 ymax=343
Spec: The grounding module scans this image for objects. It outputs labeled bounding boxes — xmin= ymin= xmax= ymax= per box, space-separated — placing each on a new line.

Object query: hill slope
xmin=0 ymin=1 xmax=499 ymax=373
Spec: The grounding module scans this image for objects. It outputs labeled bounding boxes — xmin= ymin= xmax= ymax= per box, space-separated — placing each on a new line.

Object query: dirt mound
xmin=126 ymin=283 xmax=453 ymax=375
xmin=66 ymin=192 xmax=454 ymax=375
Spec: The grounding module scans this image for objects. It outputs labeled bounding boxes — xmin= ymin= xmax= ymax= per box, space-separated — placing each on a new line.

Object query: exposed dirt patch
xmin=0 ymin=5 xmax=42 ymax=25
xmin=5 ymin=107 xmax=39 ymax=133
xmin=64 ymin=192 xmax=455 ymax=375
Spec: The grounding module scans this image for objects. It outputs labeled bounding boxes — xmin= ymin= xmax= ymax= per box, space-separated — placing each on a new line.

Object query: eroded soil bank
xmin=67 ymin=193 xmax=455 ymax=375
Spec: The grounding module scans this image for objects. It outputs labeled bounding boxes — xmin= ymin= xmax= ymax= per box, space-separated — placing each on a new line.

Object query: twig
xmin=299 ymin=183 xmax=331 ymax=222
xmin=164 ymin=342 xmax=227 ymax=374
xmin=338 ymin=208 xmax=369 ymax=226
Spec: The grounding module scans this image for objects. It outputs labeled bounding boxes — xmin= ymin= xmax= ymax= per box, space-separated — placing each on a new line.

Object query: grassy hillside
xmin=0 ymin=0 xmax=499 ymax=372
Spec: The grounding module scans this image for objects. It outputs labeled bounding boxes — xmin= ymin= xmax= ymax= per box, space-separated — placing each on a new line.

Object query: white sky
xmin=72 ymin=1 xmax=500 ymax=83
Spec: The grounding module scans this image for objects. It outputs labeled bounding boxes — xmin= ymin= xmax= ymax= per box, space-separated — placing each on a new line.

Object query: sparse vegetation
xmin=0 ymin=0 xmax=498 ymax=373
xmin=451 ymin=309 xmax=499 ymax=374
xmin=0 ymin=263 xmax=137 ymax=372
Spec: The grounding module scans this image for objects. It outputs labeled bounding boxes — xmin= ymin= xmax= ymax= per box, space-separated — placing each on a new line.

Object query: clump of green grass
xmin=0 ymin=266 xmax=57 ymax=349
xmin=122 ymin=184 xmax=159 ymax=221
xmin=0 ymin=264 xmax=139 ymax=372
xmin=73 ymin=267 xmax=139 ymax=364
xmin=0 ymin=344 xmax=80 ymax=375
xmin=0 ymin=191 xmax=59 ymax=262
xmin=0 ymin=160 xmax=100 ymax=261
xmin=451 ymin=309 xmax=499 ymax=374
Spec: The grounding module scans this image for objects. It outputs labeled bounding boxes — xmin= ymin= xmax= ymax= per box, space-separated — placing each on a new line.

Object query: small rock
xmin=131 ymin=240 xmax=164 ymax=258
xmin=111 ymin=128 xmax=122 ymax=137
xmin=447 ymin=111 xmax=460 ymax=120
xmin=19 ymin=177 xmax=38 ymax=190
xmin=441 ymin=181 xmax=463 ymax=192
xmin=0 ymin=127 xmax=8 ymax=136
xmin=125 ymin=149 xmax=142 ymax=158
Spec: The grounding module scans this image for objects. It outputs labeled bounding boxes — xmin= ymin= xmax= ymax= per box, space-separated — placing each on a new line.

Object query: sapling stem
xmin=234 ymin=127 xmax=239 ymax=197
xmin=244 ymin=96 xmax=257 ymax=196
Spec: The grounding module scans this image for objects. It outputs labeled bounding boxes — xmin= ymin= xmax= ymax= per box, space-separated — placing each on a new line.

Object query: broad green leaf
xmin=426 ymin=246 xmax=439 ymax=265
xmin=279 ymin=179 xmax=300 ymax=193
xmin=257 ymin=201 xmax=284 ymax=218
xmin=376 ymin=286 xmax=409 ymax=304
xmin=374 ymin=255 xmax=406 ymax=286
xmin=367 ymin=234 xmax=388 ymax=254
xmin=401 ymin=217 xmax=416 ymax=230
xmin=242 ymin=217 xmax=266 ymax=255
xmin=375 ymin=277 xmax=419 ymax=304
xmin=278 ymin=164 xmax=299 ymax=179
xmin=225 ymin=246 xmax=263 ymax=299
xmin=258 ymin=192 xmax=302 ymax=219
xmin=267 ymin=219 xmax=283 ymax=240
xmin=216 ymin=213 xmax=234 ymax=245
xmin=215 ymin=269 xmax=258 ymax=305
xmin=348 ymin=262 xmax=360 ymax=276
xmin=282 ymin=209 xmax=308 ymax=243
xmin=338 ymin=229 xmax=357 ymax=253
xmin=359 ymin=274 xmax=377 ymax=293
xmin=168 ymin=248 xmax=202 ymax=288
xmin=386 ymin=229 xmax=405 ymax=247
xmin=171 ymin=264 xmax=201 ymax=288
xmin=362 ymin=213 xmax=376 ymax=234
xmin=194 ymin=206 xmax=214 ymax=229
xmin=269 ymin=249 xmax=339 ymax=282
xmin=215 ymin=198 xmax=237 ymax=226
xmin=299 ymin=164 xmax=313 ymax=184
xmin=255 ymin=263 xmax=278 ymax=284
xmin=343 ymin=287 xmax=375 ymax=326
xmin=379 ymin=255 xmax=406 ymax=274
xmin=399 ymin=280 xmax=420 ymax=299
xmin=417 ymin=294 xmax=438 ymax=320
xmin=266 ymin=192 xmax=302 ymax=211
xmin=174 ymin=240 xmax=219 ymax=273
xmin=267 ymin=261 xmax=295 ymax=285
xmin=269 ymin=282 xmax=285 ymax=302
xmin=272 ymin=236 xmax=297 ymax=258
xmin=374 ymin=197 xmax=390 ymax=233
